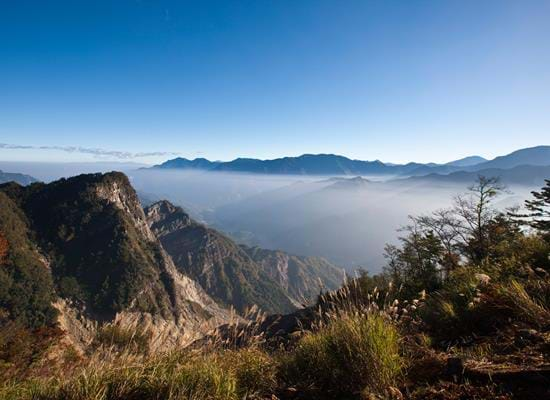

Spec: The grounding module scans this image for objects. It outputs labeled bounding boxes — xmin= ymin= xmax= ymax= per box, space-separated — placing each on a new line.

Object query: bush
xmin=419 ymin=267 xmax=485 ymax=340
xmin=483 ymin=279 xmax=550 ymax=328
xmin=93 ymin=324 xmax=152 ymax=354
xmin=282 ymin=312 xmax=404 ymax=397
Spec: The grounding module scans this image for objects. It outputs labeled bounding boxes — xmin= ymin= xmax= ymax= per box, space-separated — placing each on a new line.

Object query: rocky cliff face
xmin=145 ymin=200 xmax=297 ymax=315
xmin=0 ymin=173 xmax=230 ymax=350
xmin=241 ymin=246 xmax=344 ymax=306
xmin=145 ymin=200 xmax=343 ymax=313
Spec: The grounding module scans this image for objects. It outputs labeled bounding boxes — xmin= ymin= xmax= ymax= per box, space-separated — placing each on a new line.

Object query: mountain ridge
xmin=0 ymin=169 xmax=38 ymax=185
xmin=144 ymin=200 xmax=343 ymax=313
xmin=0 ymin=172 xmax=230 ymax=350
xmin=152 ymin=145 xmax=550 ymax=177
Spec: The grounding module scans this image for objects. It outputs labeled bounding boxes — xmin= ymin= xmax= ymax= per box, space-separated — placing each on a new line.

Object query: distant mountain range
xmin=152 ymin=145 xmax=550 ymax=177
xmin=400 ymin=164 xmax=550 ymax=187
xmin=0 ymin=170 xmax=38 ymax=185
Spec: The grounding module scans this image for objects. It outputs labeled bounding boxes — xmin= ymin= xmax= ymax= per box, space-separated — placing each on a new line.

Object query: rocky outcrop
xmin=242 ymin=246 xmax=344 ymax=306
xmin=145 ymin=200 xmax=344 ymax=313
xmin=145 ymin=201 xmax=297 ymax=314
xmin=0 ymin=172 xmax=231 ymax=351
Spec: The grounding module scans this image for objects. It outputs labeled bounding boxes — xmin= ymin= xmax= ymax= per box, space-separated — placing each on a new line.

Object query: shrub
xmin=483 ymin=279 xmax=550 ymax=328
xmin=282 ymin=312 xmax=404 ymax=397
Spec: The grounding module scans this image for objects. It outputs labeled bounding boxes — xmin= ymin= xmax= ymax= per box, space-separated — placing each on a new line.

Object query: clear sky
xmin=1 ymin=0 xmax=549 ymax=164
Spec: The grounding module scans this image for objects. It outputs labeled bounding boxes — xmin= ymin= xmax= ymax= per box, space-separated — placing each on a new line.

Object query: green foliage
xmin=516 ymin=179 xmax=550 ymax=234
xmin=282 ymin=313 xmax=404 ymax=397
xmin=483 ymin=279 xmax=550 ymax=328
xmin=384 ymin=229 xmax=444 ymax=300
xmin=2 ymin=173 xmax=176 ymax=319
xmin=0 ymin=192 xmax=57 ymax=329
xmin=3 ymin=348 xmax=278 ymax=400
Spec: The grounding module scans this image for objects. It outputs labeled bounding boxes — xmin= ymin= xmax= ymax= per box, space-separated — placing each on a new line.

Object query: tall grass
xmin=1 ymin=281 xmax=409 ymax=400
xmin=282 ymin=311 xmax=404 ymax=397
xmin=5 ymin=347 xmax=277 ymax=400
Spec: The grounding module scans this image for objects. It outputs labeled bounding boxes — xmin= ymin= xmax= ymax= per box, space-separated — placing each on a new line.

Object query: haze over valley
xmin=2 ymin=146 xmax=546 ymax=272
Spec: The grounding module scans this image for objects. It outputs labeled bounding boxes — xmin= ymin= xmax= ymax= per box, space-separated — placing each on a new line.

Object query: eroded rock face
xmin=1 ymin=172 xmax=231 ymax=351
xmin=95 ymin=177 xmax=156 ymax=242
xmin=242 ymin=246 xmax=345 ymax=306
xmin=145 ymin=200 xmax=344 ymax=314
xmin=145 ymin=200 xmax=297 ymax=314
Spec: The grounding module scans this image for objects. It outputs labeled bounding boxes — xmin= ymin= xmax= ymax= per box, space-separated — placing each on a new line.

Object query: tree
xmin=517 ymin=179 xmax=550 ymax=235
xmin=412 ymin=209 xmax=462 ymax=275
xmin=453 ymin=176 xmax=506 ymax=263
xmin=383 ymin=223 xmax=444 ymax=298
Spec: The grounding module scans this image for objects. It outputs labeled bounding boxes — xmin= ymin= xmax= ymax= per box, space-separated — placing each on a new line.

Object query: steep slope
xmin=0 ymin=170 xmax=38 ymax=185
xmin=0 ymin=173 xmax=229 ymax=349
xmin=145 ymin=201 xmax=296 ymax=314
xmin=241 ymin=245 xmax=344 ymax=306
xmin=471 ymin=145 xmax=550 ymax=170
xmin=0 ymin=191 xmax=57 ymax=329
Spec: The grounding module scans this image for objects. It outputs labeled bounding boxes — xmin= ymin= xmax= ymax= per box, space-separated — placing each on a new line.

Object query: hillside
xmin=471 ymin=145 xmax=550 ymax=170
xmin=145 ymin=200 xmax=341 ymax=313
xmin=241 ymin=245 xmax=344 ymax=305
xmin=4 ymin=177 xmax=549 ymax=400
xmin=0 ymin=173 xmax=229 ymax=350
xmin=399 ymin=164 xmax=550 ymax=186
xmin=0 ymin=169 xmax=38 ymax=185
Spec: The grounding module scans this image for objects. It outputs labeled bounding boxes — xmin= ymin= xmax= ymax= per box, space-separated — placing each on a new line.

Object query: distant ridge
xmin=397 ymin=164 xmax=550 ymax=186
xmin=0 ymin=170 xmax=38 ymax=185
xmin=445 ymin=155 xmax=487 ymax=167
xmin=469 ymin=145 xmax=550 ymax=170
xmin=152 ymin=145 xmax=550 ymax=177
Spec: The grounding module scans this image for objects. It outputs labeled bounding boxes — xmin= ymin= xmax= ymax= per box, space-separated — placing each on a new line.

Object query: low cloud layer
xmin=0 ymin=143 xmax=179 ymax=159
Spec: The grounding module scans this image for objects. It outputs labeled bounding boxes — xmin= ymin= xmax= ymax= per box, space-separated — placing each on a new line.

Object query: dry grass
xmin=282 ymin=311 xmax=404 ymax=397
xmin=0 ymin=282 xmax=409 ymax=400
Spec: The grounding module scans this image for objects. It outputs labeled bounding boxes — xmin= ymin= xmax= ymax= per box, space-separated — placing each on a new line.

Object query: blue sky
xmin=1 ymin=0 xmax=549 ymax=164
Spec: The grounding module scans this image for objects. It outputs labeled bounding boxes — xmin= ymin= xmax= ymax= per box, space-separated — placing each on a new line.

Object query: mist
xmin=128 ymin=169 xmax=536 ymax=273
xmin=1 ymin=161 xmax=537 ymax=273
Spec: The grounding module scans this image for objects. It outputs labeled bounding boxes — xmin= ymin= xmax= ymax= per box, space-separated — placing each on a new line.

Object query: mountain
xmin=153 ymin=146 xmax=549 ymax=177
xmin=241 ymin=245 xmax=344 ymax=305
xmin=445 ymin=155 xmax=487 ymax=167
xmin=400 ymin=164 xmax=550 ymax=186
xmin=145 ymin=200 xmax=342 ymax=312
xmin=153 ymin=157 xmax=221 ymax=170
xmin=145 ymin=200 xmax=296 ymax=314
xmin=155 ymin=154 xmax=398 ymax=175
xmin=323 ymin=176 xmax=371 ymax=190
xmin=0 ymin=170 xmax=38 ymax=185
xmin=470 ymin=145 xmax=550 ymax=170
xmin=0 ymin=172 xmax=229 ymax=350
